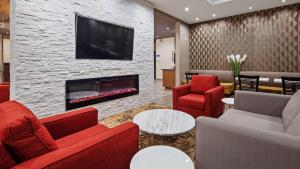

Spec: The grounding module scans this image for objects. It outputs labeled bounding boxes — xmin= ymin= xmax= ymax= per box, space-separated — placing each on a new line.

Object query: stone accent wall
xmin=190 ymin=4 xmax=300 ymax=72
xmin=11 ymin=0 xmax=154 ymax=118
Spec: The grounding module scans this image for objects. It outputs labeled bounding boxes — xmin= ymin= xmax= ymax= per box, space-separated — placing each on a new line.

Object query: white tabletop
xmin=274 ymin=78 xmax=300 ymax=84
xmin=235 ymin=77 xmax=269 ymax=82
xmin=222 ymin=98 xmax=234 ymax=106
xmin=133 ymin=109 xmax=195 ymax=136
xmin=130 ymin=146 xmax=195 ymax=169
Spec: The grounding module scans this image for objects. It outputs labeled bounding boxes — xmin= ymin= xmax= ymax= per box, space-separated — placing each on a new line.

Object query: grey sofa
xmin=196 ymin=90 xmax=300 ymax=169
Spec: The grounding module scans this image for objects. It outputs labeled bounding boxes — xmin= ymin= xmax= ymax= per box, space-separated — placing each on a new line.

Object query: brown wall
xmin=189 ymin=3 xmax=300 ymax=72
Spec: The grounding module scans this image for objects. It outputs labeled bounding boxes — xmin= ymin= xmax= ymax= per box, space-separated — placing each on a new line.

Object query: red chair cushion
xmin=191 ymin=75 xmax=219 ymax=94
xmin=0 ymin=142 xmax=16 ymax=169
xmin=0 ymin=101 xmax=58 ymax=162
xmin=178 ymin=94 xmax=205 ymax=110
xmin=56 ymin=124 xmax=109 ymax=148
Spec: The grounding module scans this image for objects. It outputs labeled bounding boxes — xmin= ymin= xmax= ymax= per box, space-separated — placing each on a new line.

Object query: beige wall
xmin=155 ymin=37 xmax=175 ymax=79
xmin=175 ymin=22 xmax=189 ymax=86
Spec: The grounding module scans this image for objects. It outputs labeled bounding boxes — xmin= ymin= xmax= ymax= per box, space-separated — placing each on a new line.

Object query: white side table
xmin=130 ymin=146 xmax=194 ymax=169
xmin=133 ymin=109 xmax=195 ymax=144
xmin=222 ymin=98 xmax=235 ymax=109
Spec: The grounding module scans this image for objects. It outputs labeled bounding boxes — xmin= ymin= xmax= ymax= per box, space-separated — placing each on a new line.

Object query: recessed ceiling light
xmin=249 ymin=6 xmax=253 ymax=10
xmin=196 ymin=17 xmax=199 ymax=21
xmin=281 ymin=0 xmax=286 ymax=3
xmin=166 ymin=27 xmax=170 ymax=30
xmin=212 ymin=14 xmax=216 ymax=18
xmin=185 ymin=7 xmax=189 ymax=12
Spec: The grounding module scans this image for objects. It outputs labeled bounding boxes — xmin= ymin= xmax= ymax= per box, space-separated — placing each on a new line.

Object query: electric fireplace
xmin=66 ymin=75 xmax=139 ymax=110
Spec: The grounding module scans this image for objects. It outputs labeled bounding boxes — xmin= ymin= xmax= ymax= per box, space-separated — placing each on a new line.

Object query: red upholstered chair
xmin=173 ymin=75 xmax=224 ymax=118
xmin=0 ymin=101 xmax=139 ymax=169
xmin=0 ymin=83 xmax=10 ymax=103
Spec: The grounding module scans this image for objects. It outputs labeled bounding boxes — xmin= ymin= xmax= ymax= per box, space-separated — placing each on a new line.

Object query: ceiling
xmin=148 ymin=0 xmax=300 ymax=24
xmin=154 ymin=10 xmax=183 ymax=39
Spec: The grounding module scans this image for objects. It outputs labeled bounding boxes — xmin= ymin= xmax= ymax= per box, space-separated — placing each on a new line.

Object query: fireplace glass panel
xmin=66 ymin=75 xmax=139 ymax=110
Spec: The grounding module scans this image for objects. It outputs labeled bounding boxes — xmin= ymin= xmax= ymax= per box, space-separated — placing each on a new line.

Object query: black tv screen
xmin=76 ymin=14 xmax=134 ymax=60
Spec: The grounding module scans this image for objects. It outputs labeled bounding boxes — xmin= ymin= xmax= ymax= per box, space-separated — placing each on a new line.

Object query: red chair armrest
xmin=0 ymin=84 xmax=10 ymax=103
xmin=12 ymin=122 xmax=139 ymax=169
xmin=204 ymin=86 xmax=224 ymax=117
xmin=173 ymin=85 xmax=191 ymax=109
xmin=40 ymin=108 xmax=98 ymax=139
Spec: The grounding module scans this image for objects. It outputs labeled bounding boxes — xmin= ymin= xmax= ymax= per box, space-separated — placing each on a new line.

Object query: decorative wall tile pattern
xmin=190 ymin=4 xmax=300 ymax=72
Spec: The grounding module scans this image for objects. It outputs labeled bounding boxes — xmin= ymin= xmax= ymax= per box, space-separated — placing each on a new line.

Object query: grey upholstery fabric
xmin=287 ymin=113 xmax=300 ymax=137
xmin=196 ymin=117 xmax=300 ymax=169
xmin=220 ymin=109 xmax=284 ymax=133
xmin=282 ymin=90 xmax=300 ymax=128
xmin=234 ymin=91 xmax=291 ymax=117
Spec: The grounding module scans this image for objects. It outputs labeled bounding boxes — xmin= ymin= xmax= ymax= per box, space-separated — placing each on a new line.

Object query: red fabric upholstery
xmin=0 ymin=101 xmax=139 ymax=169
xmin=0 ymin=84 xmax=10 ymax=103
xmin=12 ymin=123 xmax=139 ymax=169
xmin=40 ymin=108 xmax=98 ymax=140
xmin=191 ymin=75 xmax=220 ymax=94
xmin=173 ymin=75 xmax=224 ymax=118
xmin=178 ymin=94 xmax=205 ymax=110
xmin=0 ymin=101 xmax=58 ymax=162
xmin=0 ymin=142 xmax=16 ymax=169
xmin=56 ymin=124 xmax=109 ymax=149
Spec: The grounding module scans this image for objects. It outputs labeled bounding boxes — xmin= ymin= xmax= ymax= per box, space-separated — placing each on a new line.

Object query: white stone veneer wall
xmin=10 ymin=0 xmax=154 ymax=119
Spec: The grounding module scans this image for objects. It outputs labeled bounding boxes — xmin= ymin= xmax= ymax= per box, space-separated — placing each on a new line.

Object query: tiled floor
xmin=154 ymin=79 xmax=172 ymax=107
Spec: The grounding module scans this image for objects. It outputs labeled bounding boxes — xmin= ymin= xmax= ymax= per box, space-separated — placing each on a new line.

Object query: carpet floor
xmin=101 ymin=103 xmax=196 ymax=161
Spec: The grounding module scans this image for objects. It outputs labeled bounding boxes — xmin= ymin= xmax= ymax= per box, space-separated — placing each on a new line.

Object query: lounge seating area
xmin=1 ymin=0 xmax=300 ymax=169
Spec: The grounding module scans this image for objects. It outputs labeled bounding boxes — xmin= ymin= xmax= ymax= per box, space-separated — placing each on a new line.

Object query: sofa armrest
xmin=12 ymin=122 xmax=139 ymax=169
xmin=40 ymin=108 xmax=98 ymax=139
xmin=234 ymin=91 xmax=291 ymax=117
xmin=196 ymin=117 xmax=300 ymax=169
xmin=204 ymin=86 xmax=224 ymax=117
xmin=173 ymin=84 xmax=191 ymax=109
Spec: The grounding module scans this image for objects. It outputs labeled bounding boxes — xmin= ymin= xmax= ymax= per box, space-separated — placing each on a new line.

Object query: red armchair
xmin=0 ymin=101 xmax=139 ymax=169
xmin=0 ymin=83 xmax=10 ymax=103
xmin=173 ymin=75 xmax=224 ymax=118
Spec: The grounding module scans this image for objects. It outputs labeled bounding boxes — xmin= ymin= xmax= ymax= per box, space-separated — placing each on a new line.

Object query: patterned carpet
xmin=101 ymin=103 xmax=196 ymax=161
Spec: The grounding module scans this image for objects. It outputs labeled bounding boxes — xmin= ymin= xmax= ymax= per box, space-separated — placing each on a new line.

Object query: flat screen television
xmin=75 ymin=14 xmax=134 ymax=60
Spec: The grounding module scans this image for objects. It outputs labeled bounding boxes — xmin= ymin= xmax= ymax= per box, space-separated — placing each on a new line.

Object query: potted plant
xmin=226 ymin=54 xmax=247 ymax=78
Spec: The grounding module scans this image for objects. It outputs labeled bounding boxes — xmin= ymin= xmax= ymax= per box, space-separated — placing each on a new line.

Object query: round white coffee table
xmin=130 ymin=146 xmax=194 ymax=169
xmin=133 ymin=109 xmax=195 ymax=143
xmin=222 ymin=98 xmax=235 ymax=108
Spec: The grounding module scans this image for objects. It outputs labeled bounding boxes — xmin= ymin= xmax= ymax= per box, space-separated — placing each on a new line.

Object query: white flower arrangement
xmin=226 ymin=54 xmax=247 ymax=78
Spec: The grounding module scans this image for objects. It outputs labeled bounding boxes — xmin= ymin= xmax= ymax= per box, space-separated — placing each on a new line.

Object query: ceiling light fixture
xmin=166 ymin=27 xmax=170 ymax=30
xmin=185 ymin=7 xmax=189 ymax=12
xmin=249 ymin=6 xmax=253 ymax=10
xmin=196 ymin=17 xmax=199 ymax=21
xmin=207 ymin=0 xmax=232 ymax=5
xmin=281 ymin=0 xmax=286 ymax=3
xmin=212 ymin=14 xmax=216 ymax=18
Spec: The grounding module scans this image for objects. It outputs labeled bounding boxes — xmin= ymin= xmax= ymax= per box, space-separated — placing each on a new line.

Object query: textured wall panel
xmin=190 ymin=4 xmax=300 ymax=72
xmin=11 ymin=0 xmax=154 ymax=118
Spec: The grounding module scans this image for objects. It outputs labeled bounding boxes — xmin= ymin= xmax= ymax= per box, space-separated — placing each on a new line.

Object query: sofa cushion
xmin=286 ymin=113 xmax=300 ymax=137
xmin=282 ymin=90 xmax=300 ymax=128
xmin=0 ymin=101 xmax=58 ymax=162
xmin=191 ymin=75 xmax=219 ymax=94
xmin=220 ymin=109 xmax=284 ymax=133
xmin=56 ymin=124 xmax=109 ymax=148
xmin=0 ymin=142 xmax=16 ymax=169
xmin=178 ymin=94 xmax=205 ymax=110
